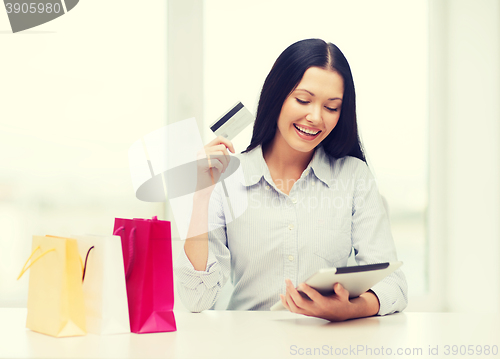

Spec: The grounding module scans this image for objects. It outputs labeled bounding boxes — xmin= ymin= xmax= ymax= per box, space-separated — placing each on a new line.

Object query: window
xmin=0 ymin=1 xmax=167 ymax=307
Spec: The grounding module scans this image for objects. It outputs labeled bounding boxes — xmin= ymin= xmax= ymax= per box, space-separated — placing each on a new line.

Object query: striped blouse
xmin=174 ymin=145 xmax=408 ymax=315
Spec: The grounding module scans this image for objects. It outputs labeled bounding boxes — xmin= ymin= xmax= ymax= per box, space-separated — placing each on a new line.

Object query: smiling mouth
xmin=294 ymin=124 xmax=321 ymax=136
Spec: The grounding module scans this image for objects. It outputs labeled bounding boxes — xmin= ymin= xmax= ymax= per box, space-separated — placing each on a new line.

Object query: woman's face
xmin=274 ymin=66 xmax=344 ymax=154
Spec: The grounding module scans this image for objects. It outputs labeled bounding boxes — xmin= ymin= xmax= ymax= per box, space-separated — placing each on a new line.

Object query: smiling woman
xmin=196 ymin=1 xmax=429 ymax=309
xmin=175 ymin=39 xmax=408 ymax=322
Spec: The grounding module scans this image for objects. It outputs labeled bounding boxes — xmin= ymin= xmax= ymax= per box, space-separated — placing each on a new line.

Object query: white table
xmin=0 ymin=309 xmax=499 ymax=358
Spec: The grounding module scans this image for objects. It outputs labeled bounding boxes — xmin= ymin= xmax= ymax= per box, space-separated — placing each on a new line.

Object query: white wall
xmin=0 ymin=0 xmax=167 ymax=306
xmin=430 ymin=0 xmax=500 ymax=313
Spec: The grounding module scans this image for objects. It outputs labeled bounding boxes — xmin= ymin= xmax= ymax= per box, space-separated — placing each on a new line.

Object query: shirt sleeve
xmin=173 ymin=183 xmax=232 ymax=312
xmin=350 ymin=159 xmax=409 ymax=316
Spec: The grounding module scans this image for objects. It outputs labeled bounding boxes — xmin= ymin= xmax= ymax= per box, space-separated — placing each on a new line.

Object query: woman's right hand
xmin=195 ymin=136 xmax=235 ymax=192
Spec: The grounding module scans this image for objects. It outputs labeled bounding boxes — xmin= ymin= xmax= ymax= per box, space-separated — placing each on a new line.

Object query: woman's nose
xmin=306 ymin=105 xmax=322 ymax=123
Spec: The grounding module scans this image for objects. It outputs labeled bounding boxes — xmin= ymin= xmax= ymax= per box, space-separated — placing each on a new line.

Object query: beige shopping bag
xmin=17 ymin=235 xmax=86 ymax=337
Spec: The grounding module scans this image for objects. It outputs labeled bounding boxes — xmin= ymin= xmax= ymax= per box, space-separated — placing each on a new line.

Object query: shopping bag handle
xmin=82 ymin=246 xmax=94 ymax=282
xmin=113 ymin=226 xmax=136 ymax=279
xmin=17 ymin=246 xmax=55 ymax=280
xmin=44 ymin=235 xmax=85 ymax=274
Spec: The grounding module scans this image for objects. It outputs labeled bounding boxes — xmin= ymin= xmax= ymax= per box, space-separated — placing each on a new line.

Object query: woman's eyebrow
xmin=295 ymin=88 xmax=342 ymax=101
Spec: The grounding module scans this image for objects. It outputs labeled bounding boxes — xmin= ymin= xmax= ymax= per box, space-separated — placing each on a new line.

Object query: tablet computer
xmin=270 ymin=261 xmax=403 ymax=311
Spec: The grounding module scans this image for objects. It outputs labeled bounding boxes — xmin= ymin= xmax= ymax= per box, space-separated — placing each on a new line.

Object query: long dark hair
xmin=243 ymin=38 xmax=366 ymax=162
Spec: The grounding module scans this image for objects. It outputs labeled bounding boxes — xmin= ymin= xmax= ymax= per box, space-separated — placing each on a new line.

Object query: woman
xmin=174 ymin=39 xmax=408 ymax=321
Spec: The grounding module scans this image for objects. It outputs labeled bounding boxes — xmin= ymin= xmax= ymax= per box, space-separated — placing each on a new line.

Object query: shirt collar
xmin=240 ymin=145 xmax=333 ymax=188
xmin=307 ymin=145 xmax=333 ymax=188
xmin=240 ymin=146 xmax=268 ymax=187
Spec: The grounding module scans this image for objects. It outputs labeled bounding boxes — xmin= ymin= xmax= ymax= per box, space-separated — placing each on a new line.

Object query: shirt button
xmin=311 ymin=182 xmax=315 ymax=186
xmin=288 ymin=255 xmax=294 ymax=261
xmin=265 ymin=185 xmax=270 ymax=190
xmin=288 ymin=224 xmax=294 ymax=230
xmin=291 ymin=197 xmax=297 ymax=204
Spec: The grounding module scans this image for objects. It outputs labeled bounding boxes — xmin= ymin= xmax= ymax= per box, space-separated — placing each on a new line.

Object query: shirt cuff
xmin=370 ymin=279 xmax=406 ymax=316
xmin=174 ymin=246 xmax=220 ymax=290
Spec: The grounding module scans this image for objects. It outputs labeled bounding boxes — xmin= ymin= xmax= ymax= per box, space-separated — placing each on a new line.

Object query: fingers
xmin=285 ymin=286 xmax=302 ymax=313
xmin=194 ymin=137 xmax=234 ymax=191
xmin=208 ymin=144 xmax=230 ymax=157
xmin=280 ymin=294 xmax=290 ymax=311
xmin=205 ymin=143 xmax=232 ymax=174
xmin=207 ymin=151 xmax=228 ymax=173
xmin=285 ymin=279 xmax=310 ymax=314
xmin=298 ymin=283 xmax=324 ymax=304
xmin=280 ymin=281 xmax=353 ymax=321
xmin=207 ymin=155 xmax=224 ymax=173
xmin=206 ymin=136 xmax=235 ymax=154
xmin=207 ymin=146 xmax=230 ymax=172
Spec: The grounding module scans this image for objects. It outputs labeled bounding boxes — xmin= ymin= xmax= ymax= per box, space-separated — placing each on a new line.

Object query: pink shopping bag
xmin=113 ymin=216 xmax=176 ymax=333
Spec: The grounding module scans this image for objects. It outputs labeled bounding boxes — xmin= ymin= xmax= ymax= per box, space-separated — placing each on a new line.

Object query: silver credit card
xmin=210 ymin=102 xmax=255 ymax=140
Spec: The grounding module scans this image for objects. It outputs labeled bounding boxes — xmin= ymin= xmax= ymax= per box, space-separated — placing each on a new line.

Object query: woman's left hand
xmin=280 ymin=279 xmax=354 ymax=322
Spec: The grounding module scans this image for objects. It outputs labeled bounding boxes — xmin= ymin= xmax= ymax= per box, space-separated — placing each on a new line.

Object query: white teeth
xmin=295 ymin=124 xmax=320 ymax=135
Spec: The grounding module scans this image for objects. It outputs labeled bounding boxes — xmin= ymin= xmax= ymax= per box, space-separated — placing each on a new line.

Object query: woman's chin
xmin=288 ymin=141 xmax=318 ymax=154
xmin=290 ymin=135 xmax=323 ymax=152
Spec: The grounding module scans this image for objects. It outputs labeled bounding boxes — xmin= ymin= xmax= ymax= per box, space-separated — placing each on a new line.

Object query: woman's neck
xmin=263 ymin=134 xmax=315 ymax=193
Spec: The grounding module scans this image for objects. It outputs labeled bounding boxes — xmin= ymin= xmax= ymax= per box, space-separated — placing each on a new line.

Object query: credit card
xmin=209 ymin=102 xmax=255 ymax=140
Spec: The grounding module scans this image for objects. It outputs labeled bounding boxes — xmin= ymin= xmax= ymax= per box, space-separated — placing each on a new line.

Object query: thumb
xmin=334 ymin=283 xmax=349 ymax=299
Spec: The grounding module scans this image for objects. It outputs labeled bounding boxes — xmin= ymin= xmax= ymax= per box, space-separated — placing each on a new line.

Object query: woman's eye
xmin=295 ymin=98 xmax=309 ymax=104
xmin=326 ymin=107 xmax=338 ymax=112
